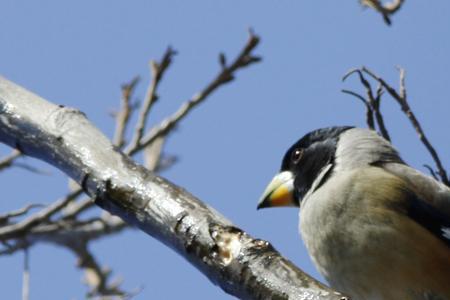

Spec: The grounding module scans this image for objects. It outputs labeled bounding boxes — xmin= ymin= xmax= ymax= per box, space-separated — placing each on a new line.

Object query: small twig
xmin=143 ymin=135 xmax=166 ymax=171
xmin=22 ymin=248 xmax=30 ymax=300
xmin=371 ymin=84 xmax=391 ymax=141
xmin=155 ymin=154 xmax=178 ymax=173
xmin=342 ymin=69 xmax=391 ymax=141
xmin=62 ymin=196 xmax=94 ymax=220
xmin=423 ymin=164 xmax=439 ymax=181
xmin=0 ymin=150 xmax=50 ymax=175
xmin=0 ymin=189 xmax=83 ymax=240
xmin=129 ymin=30 xmax=261 ymax=156
xmin=0 ymin=204 xmax=45 ymax=226
xmin=360 ymin=0 xmax=405 ymax=25
xmin=72 ymin=245 xmax=126 ymax=298
xmin=1 ymin=214 xmax=127 ymax=257
xmin=342 ymin=89 xmax=375 ymax=130
xmin=0 ymin=150 xmax=21 ymax=171
xmin=0 ymin=239 xmax=27 ymax=256
xmin=361 ymin=66 xmax=449 ymax=185
xmin=113 ymin=76 xmax=140 ymax=148
xmin=126 ymin=47 xmax=176 ymax=152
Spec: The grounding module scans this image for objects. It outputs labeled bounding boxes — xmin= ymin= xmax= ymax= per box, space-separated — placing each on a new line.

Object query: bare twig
xmin=113 ymin=76 xmax=140 ymax=148
xmin=0 ymin=204 xmax=45 ymax=226
xmin=0 ymin=150 xmax=21 ymax=171
xmin=0 ymin=149 xmax=50 ymax=174
xmin=361 ymin=66 xmax=449 ymax=185
xmin=143 ymin=135 xmax=166 ymax=171
xmin=1 ymin=214 xmax=129 ymax=295
xmin=342 ymin=69 xmax=391 ymax=141
xmin=342 ymin=89 xmax=375 ymax=130
xmin=0 ymin=190 xmax=83 ymax=240
xmin=127 ymin=47 xmax=176 ymax=151
xmin=73 ymin=243 xmax=125 ymax=298
xmin=371 ymin=84 xmax=391 ymax=141
xmin=61 ymin=197 xmax=94 ymax=220
xmin=423 ymin=164 xmax=439 ymax=181
xmin=360 ymin=0 xmax=405 ymax=25
xmin=128 ymin=30 xmax=261 ymax=156
xmin=22 ymin=248 xmax=30 ymax=300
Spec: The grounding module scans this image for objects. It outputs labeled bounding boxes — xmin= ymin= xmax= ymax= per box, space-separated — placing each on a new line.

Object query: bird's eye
xmin=291 ymin=148 xmax=303 ymax=164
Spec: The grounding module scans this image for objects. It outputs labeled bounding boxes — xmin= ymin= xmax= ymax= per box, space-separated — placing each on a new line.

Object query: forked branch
xmin=343 ymin=66 xmax=449 ymax=186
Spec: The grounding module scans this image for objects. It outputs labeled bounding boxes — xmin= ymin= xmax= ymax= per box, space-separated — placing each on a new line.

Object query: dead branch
xmin=342 ymin=69 xmax=391 ymax=141
xmin=362 ymin=66 xmax=449 ymax=185
xmin=0 ymin=190 xmax=82 ymax=240
xmin=0 ymin=74 xmax=345 ymax=300
xmin=127 ymin=29 xmax=262 ymax=156
xmin=0 ymin=204 xmax=45 ymax=226
xmin=22 ymin=248 xmax=29 ymax=300
xmin=113 ymin=76 xmax=140 ymax=148
xmin=343 ymin=66 xmax=449 ymax=186
xmin=360 ymin=0 xmax=405 ymax=25
xmin=0 ymin=150 xmax=21 ymax=171
xmin=127 ymin=47 xmax=176 ymax=151
xmin=342 ymin=89 xmax=375 ymax=130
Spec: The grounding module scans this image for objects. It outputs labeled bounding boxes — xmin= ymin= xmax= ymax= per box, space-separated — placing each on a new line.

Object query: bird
xmin=258 ymin=126 xmax=450 ymax=300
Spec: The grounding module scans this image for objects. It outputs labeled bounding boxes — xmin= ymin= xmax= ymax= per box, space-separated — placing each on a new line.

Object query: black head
xmin=258 ymin=126 xmax=353 ymax=210
xmin=281 ymin=126 xmax=354 ymax=203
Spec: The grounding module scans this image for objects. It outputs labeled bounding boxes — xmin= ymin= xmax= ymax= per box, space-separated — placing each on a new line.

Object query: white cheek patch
xmin=303 ymin=163 xmax=333 ymax=201
xmin=442 ymin=227 xmax=450 ymax=240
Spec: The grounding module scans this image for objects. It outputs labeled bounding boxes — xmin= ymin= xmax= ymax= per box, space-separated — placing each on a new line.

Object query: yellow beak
xmin=257 ymin=171 xmax=295 ymax=209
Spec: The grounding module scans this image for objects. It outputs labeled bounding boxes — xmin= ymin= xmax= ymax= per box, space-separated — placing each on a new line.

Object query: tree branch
xmin=361 ymin=66 xmax=449 ymax=185
xmin=343 ymin=69 xmax=391 ymax=141
xmin=0 ymin=204 xmax=45 ymax=226
xmin=0 ymin=77 xmax=346 ymax=299
xmin=127 ymin=29 xmax=262 ymax=155
xmin=22 ymin=248 xmax=30 ymax=300
xmin=341 ymin=89 xmax=375 ymax=130
xmin=0 ymin=149 xmax=21 ymax=171
xmin=360 ymin=0 xmax=405 ymax=25
xmin=126 ymin=47 xmax=176 ymax=152
xmin=0 ymin=190 xmax=82 ymax=240
xmin=113 ymin=76 xmax=140 ymax=148
xmin=343 ymin=66 xmax=449 ymax=187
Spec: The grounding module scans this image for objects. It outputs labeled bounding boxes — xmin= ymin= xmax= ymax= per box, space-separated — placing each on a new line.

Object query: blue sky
xmin=1 ymin=1 xmax=450 ymax=299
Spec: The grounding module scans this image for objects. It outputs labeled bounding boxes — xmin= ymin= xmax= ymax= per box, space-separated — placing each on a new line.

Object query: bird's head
xmin=257 ymin=126 xmax=402 ymax=209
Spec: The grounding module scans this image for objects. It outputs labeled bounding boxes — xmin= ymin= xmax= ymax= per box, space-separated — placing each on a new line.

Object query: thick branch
xmin=0 ymin=78 xmax=346 ymax=299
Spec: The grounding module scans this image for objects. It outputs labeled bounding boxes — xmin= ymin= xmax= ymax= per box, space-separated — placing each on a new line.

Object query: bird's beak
xmin=257 ymin=171 xmax=295 ymax=209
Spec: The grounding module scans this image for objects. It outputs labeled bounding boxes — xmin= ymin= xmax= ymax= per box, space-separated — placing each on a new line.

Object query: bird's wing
xmin=406 ymin=192 xmax=450 ymax=247
xmin=383 ymin=162 xmax=450 ymax=215
xmin=383 ymin=162 xmax=450 ymax=247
